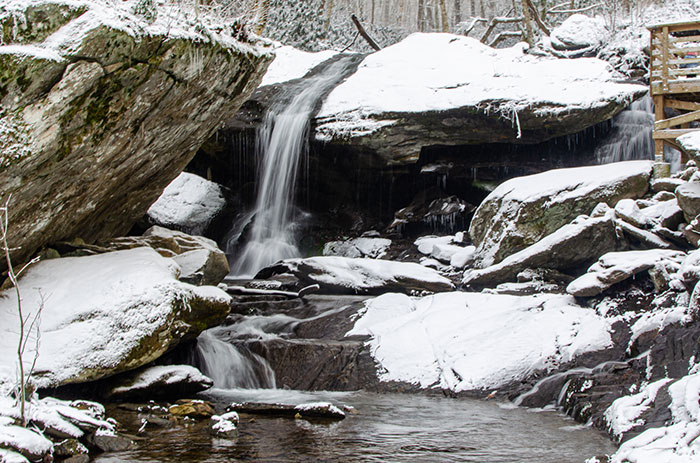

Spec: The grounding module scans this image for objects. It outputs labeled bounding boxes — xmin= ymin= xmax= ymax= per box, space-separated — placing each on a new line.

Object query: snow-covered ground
xmin=315 ymin=33 xmax=645 ymax=140
xmin=347 ymin=292 xmax=612 ymax=391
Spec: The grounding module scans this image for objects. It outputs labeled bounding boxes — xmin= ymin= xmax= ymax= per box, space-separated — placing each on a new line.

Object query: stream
xmin=94 ymin=388 xmax=616 ymax=462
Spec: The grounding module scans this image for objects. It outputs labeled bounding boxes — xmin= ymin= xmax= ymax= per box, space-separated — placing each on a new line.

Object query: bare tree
xmin=0 ymin=197 xmax=40 ymax=427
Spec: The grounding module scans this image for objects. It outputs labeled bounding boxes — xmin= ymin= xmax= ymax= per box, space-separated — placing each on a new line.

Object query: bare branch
xmin=489 ymin=30 xmax=523 ymax=47
xmin=548 ymin=2 xmax=603 ymax=14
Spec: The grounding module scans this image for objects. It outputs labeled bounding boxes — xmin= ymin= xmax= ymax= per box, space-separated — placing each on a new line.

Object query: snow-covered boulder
xmin=347 ymin=292 xmax=612 ymax=391
xmin=551 ymin=14 xmax=608 ymax=51
xmin=314 ymin=33 xmax=647 ymax=164
xmin=210 ymin=411 xmax=239 ymax=438
xmin=464 ymin=212 xmax=623 ymax=287
xmin=323 ymin=237 xmax=391 ymax=259
xmin=566 ymin=249 xmax=686 ymax=297
xmin=107 ymin=365 xmax=214 ymax=401
xmin=0 ymin=248 xmax=231 ymax=389
xmin=147 ymin=173 xmax=226 ymax=236
xmin=0 ymin=0 xmax=271 ymax=269
xmin=257 ymin=256 xmax=454 ymax=295
xmin=675 ymin=181 xmax=700 ymax=221
xmin=470 ymin=161 xmax=652 ymax=268
xmin=678 ymin=130 xmax=700 ymax=162
xmin=104 ymin=226 xmax=230 ymax=286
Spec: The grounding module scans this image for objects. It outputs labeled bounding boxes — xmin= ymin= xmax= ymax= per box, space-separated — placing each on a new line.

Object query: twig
xmin=547 ymin=2 xmax=603 ymax=14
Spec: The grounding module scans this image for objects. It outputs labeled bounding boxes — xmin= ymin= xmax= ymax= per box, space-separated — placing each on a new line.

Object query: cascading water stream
xmin=228 ymin=57 xmax=357 ymax=278
xmin=195 ymin=328 xmax=276 ymax=389
xmin=595 ymin=95 xmax=654 ymax=164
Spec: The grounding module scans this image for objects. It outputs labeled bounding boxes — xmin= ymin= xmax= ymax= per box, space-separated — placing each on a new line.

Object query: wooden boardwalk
xmin=649 ymin=20 xmax=700 ymax=162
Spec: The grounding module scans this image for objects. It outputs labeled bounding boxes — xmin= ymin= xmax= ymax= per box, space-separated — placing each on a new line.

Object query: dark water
xmin=93 ymin=388 xmax=616 ymax=462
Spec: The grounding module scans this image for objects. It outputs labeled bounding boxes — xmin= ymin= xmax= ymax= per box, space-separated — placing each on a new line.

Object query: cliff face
xmin=0 ymin=1 xmax=272 ymax=266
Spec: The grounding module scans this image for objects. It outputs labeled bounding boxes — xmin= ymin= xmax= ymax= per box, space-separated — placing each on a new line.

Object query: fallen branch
xmin=461 ymin=17 xmax=488 ymax=36
xmin=350 ymin=14 xmax=380 ymax=51
xmin=547 ymin=2 xmax=602 ymax=14
xmin=480 ymin=16 xmax=524 ymax=44
xmin=489 ymin=30 xmax=523 ymax=47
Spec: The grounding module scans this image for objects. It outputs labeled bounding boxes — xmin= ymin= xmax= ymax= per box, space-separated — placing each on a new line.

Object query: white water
xmin=195 ymin=328 xmax=276 ymax=389
xmin=595 ymin=96 xmax=654 ymax=164
xmin=229 ymin=58 xmax=356 ymax=277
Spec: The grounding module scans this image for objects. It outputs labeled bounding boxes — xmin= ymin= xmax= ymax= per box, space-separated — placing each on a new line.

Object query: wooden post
xmin=654 ymin=95 xmax=665 ymax=163
xmin=662 ymin=26 xmax=670 ymax=92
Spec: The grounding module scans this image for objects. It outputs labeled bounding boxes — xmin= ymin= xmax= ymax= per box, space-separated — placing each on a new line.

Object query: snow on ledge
xmin=260 ymin=45 xmax=339 ymax=87
xmin=315 ymin=33 xmax=646 ymax=140
xmin=347 ymin=291 xmax=613 ymax=391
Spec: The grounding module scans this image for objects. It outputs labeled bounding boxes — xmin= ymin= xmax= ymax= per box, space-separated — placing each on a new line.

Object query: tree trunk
xmin=418 ymin=0 xmax=425 ymax=31
xmin=520 ymin=0 xmax=535 ymax=47
xmin=324 ymin=0 xmax=333 ymax=31
xmin=454 ymin=0 xmax=461 ymax=24
xmin=253 ymin=0 xmax=270 ymax=35
xmin=438 ymin=0 xmax=449 ymax=32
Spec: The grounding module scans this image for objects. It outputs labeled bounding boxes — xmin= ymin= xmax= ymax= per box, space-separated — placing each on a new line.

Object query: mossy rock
xmin=1 ymin=3 xmax=86 ymax=45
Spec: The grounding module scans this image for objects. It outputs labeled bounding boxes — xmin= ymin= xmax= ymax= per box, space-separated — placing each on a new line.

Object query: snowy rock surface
xmin=469 ymin=161 xmax=652 ymax=268
xmin=347 ymin=292 xmax=612 ymax=391
xmin=108 ymin=365 xmax=214 ymax=400
xmin=551 ymin=14 xmax=608 ymax=51
xmin=261 ymin=45 xmax=339 ymax=87
xmin=0 ymin=0 xmax=271 ymax=269
xmin=147 ymin=172 xmax=226 ymax=236
xmin=678 ymin=130 xmax=700 ymax=162
xmin=323 ymin=237 xmax=391 ymax=259
xmin=0 ymin=248 xmax=231 ymax=389
xmin=567 ymin=249 xmax=686 ymax=297
xmin=314 ymin=33 xmax=647 ymax=164
xmin=464 ymin=212 xmax=622 ymax=287
xmin=257 ymin=256 xmax=454 ymax=295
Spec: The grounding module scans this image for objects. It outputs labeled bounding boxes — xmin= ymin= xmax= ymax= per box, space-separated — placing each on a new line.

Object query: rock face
xmin=256 ymin=256 xmax=455 ymax=295
xmin=313 ymin=33 xmax=648 ymax=165
xmin=0 ymin=1 xmax=272 ymax=268
xmin=469 ymin=161 xmax=652 ymax=268
xmin=0 ymin=247 xmax=231 ymax=389
xmin=676 ymin=181 xmax=700 ymax=221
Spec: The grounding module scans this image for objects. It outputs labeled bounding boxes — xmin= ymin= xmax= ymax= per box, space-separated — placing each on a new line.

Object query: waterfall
xmin=229 ymin=57 xmax=356 ymax=277
xmin=195 ymin=328 xmax=276 ymax=389
xmin=595 ymin=96 xmax=654 ymax=164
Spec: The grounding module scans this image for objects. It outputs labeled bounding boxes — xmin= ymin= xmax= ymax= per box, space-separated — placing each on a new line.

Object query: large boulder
xmin=0 ymin=247 xmax=231 ymax=389
xmin=469 ymin=161 xmax=652 ymax=268
xmin=550 ymin=14 xmax=608 ymax=51
xmin=107 ymin=365 xmax=214 ymax=401
xmin=463 ymin=212 xmax=624 ymax=287
xmin=257 ymin=256 xmax=454 ymax=295
xmin=0 ymin=1 xmax=272 ymax=269
xmin=676 ymin=181 xmax=700 ymax=222
xmin=313 ymin=33 xmax=648 ymax=165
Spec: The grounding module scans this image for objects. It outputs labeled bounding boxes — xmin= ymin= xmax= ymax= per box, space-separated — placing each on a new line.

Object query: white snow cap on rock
xmin=147 ymin=172 xmax=226 ymax=235
xmin=347 ymin=292 xmax=612 ymax=391
xmin=316 ymin=33 xmax=644 ymax=140
xmin=551 ymin=14 xmax=608 ymax=50
xmin=0 ymin=247 xmax=231 ymax=389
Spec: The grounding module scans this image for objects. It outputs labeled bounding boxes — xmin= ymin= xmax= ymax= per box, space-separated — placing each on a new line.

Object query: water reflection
xmin=93 ymin=389 xmax=616 ymax=462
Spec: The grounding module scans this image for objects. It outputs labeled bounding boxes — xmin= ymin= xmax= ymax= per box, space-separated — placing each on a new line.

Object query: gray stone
xmin=651 ymin=178 xmax=685 ymax=193
xmin=464 ymin=213 xmax=624 ymax=287
xmin=107 ymin=365 xmax=213 ymax=401
xmin=0 ymin=2 xmax=271 ymax=270
xmin=90 ymin=433 xmax=136 ymax=452
xmin=676 ymin=182 xmax=700 ymax=221
xmin=469 ymin=162 xmax=651 ymax=268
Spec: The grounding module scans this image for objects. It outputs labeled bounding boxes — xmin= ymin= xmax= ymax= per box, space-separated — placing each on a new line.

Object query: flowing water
xmin=94 ymin=388 xmax=616 ymax=463
xmin=595 ymin=96 xmax=654 ymax=164
xmin=228 ymin=57 xmax=357 ymax=277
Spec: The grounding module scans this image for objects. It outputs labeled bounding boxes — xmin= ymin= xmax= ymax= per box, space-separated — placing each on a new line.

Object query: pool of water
xmin=93 ymin=388 xmax=616 ymax=462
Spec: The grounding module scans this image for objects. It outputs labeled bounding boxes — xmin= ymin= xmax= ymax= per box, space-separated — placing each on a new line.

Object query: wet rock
xmin=469 ymin=161 xmax=651 ymax=268
xmin=388 ymin=193 xmax=473 ymax=235
xmin=676 ymin=182 xmax=700 ymax=221
xmin=227 ymin=402 xmax=345 ymax=420
xmin=54 ymin=438 xmax=89 ymax=458
xmin=257 ymin=256 xmax=454 ymax=295
xmin=566 ymin=250 xmax=686 ymax=297
xmin=107 ymin=365 xmax=213 ymax=401
xmin=464 ymin=213 xmax=623 ymax=287
xmin=89 ymin=431 xmax=136 ymax=452
xmin=0 ymin=1 xmax=271 ymax=270
xmin=168 ymin=400 xmax=215 ymax=418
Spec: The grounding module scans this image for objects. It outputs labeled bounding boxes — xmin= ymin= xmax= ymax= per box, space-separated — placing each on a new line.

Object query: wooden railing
xmin=648 ymin=20 xmax=700 ymax=162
